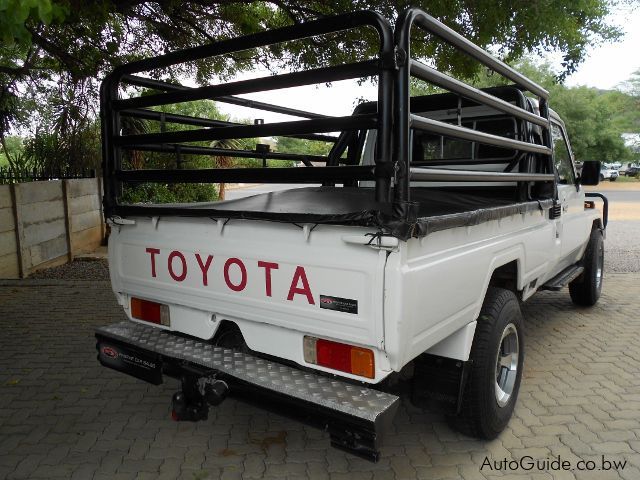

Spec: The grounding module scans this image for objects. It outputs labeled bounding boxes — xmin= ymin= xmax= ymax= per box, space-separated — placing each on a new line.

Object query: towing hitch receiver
xmin=171 ymin=375 xmax=229 ymax=422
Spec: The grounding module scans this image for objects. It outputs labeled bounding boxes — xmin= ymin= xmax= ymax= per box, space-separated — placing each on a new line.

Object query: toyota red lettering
xmin=257 ymin=261 xmax=279 ymax=297
xmin=168 ymin=251 xmax=187 ymax=282
xmin=145 ymin=248 xmax=315 ymax=303
xmin=145 ymin=247 xmax=160 ymax=277
xmin=195 ymin=253 xmax=214 ymax=286
xmin=224 ymin=258 xmax=247 ymax=292
xmin=287 ymin=266 xmax=315 ymax=305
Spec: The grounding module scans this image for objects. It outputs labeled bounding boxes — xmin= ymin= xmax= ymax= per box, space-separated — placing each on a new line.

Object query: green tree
xmin=552 ymin=87 xmax=632 ymax=162
xmin=0 ymin=134 xmax=24 ymax=166
xmin=120 ymin=99 xmax=225 ymax=203
xmin=434 ymin=59 xmax=637 ymax=163
xmin=276 ymin=136 xmax=332 ymax=157
xmin=1 ymin=0 xmax=623 ymax=138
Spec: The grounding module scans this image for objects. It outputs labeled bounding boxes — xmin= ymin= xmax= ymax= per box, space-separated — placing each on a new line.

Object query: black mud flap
xmin=411 ymin=353 xmax=471 ymax=415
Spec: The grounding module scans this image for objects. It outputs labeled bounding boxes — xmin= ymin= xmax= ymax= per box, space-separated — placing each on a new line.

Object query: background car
xmin=600 ymin=166 xmax=619 ymax=181
xmin=625 ymin=165 xmax=640 ymax=177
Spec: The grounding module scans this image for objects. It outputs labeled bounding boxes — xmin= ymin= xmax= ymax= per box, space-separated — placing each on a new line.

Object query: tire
xmin=610 ymin=177 xmax=617 ymax=182
xmin=449 ymin=287 xmax=524 ymax=439
xmin=599 ymin=174 xmax=605 ymax=181
xmin=569 ymin=229 xmax=604 ymax=306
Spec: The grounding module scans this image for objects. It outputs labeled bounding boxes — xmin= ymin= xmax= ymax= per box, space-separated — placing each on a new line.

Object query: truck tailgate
xmin=109 ymin=216 xmax=387 ymax=351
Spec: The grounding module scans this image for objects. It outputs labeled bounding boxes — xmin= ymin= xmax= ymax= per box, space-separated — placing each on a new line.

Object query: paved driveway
xmin=1 ymin=273 xmax=639 ymax=480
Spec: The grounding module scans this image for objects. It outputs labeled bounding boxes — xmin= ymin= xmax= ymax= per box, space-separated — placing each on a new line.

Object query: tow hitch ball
xmin=171 ymin=375 xmax=229 ymax=422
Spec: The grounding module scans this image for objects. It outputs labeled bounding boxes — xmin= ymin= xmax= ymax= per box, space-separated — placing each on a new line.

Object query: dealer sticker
xmin=319 ymin=295 xmax=358 ymax=314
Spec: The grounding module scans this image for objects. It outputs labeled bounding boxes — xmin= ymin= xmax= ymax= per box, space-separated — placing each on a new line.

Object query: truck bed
xmin=134 ymin=186 xmax=553 ymax=238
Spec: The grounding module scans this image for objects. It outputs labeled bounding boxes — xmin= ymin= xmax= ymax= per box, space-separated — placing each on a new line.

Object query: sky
xmin=559 ymin=2 xmax=640 ymax=90
xmin=214 ymin=3 xmax=640 ymax=124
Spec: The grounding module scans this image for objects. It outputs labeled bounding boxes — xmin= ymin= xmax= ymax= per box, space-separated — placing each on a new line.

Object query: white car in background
xmin=600 ymin=166 xmax=619 ymax=181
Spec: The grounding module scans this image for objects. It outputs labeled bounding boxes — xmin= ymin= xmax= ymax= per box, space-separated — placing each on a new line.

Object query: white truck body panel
xmin=108 ymin=189 xmax=600 ymax=382
xmin=109 ymin=217 xmax=392 ymax=382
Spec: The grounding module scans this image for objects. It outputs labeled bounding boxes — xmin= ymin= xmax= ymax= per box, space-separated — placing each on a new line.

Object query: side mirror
xmin=579 ymin=161 xmax=601 ymax=185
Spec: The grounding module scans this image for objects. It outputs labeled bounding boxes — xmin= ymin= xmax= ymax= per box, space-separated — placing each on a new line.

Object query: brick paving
xmin=0 ymin=275 xmax=639 ymax=479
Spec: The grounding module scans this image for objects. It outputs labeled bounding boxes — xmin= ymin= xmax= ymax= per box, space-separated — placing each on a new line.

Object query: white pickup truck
xmin=96 ymin=8 xmax=609 ymax=460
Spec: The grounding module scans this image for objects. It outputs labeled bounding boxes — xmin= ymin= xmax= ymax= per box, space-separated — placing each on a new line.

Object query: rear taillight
xmin=131 ymin=297 xmax=170 ymax=326
xmin=303 ymin=336 xmax=375 ymax=379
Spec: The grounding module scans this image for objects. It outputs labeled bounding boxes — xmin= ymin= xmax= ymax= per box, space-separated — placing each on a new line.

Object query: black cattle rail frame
xmin=101 ymin=7 xmax=555 ymax=225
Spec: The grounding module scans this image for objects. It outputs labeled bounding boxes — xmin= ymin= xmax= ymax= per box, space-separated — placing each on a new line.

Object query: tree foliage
xmin=1 ymin=1 xmax=624 ymax=136
xmin=468 ymin=59 xmax=639 ymax=162
xmin=0 ymin=0 xmax=634 ymax=183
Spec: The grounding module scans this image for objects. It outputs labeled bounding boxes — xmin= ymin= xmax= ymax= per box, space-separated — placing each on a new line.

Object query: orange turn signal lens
xmin=350 ymin=347 xmax=375 ymax=378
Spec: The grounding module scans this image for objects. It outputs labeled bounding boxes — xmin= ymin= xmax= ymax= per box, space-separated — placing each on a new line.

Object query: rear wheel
xmin=569 ymin=228 xmax=604 ymax=306
xmin=449 ymin=287 xmax=524 ymax=439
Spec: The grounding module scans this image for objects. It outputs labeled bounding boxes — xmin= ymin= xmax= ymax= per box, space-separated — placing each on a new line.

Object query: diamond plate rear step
xmin=95 ymin=321 xmax=399 ymax=461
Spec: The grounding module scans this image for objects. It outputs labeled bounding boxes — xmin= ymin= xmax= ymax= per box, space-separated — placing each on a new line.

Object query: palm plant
xmin=210 ymin=138 xmax=242 ymax=200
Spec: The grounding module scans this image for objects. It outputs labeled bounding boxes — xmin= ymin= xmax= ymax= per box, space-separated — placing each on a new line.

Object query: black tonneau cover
xmin=127 ymin=187 xmax=552 ymax=240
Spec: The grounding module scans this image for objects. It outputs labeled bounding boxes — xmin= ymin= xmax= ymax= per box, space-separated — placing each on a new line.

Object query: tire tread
xmin=449 ymin=287 xmax=523 ymax=439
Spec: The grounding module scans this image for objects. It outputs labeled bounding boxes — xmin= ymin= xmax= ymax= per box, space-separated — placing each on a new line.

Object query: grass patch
xmin=615 ymin=175 xmax=640 ymax=182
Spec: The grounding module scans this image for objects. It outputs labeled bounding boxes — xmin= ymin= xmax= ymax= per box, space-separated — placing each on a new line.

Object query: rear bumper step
xmin=95 ymin=321 xmax=399 ymax=461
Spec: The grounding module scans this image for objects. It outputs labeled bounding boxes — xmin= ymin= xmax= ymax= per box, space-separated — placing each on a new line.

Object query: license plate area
xmin=97 ymin=337 xmax=163 ymax=385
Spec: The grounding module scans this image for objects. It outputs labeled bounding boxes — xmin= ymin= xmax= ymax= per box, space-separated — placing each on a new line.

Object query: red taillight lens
xmin=131 ymin=297 xmax=170 ymax=326
xmin=317 ymin=339 xmax=351 ymax=373
xmin=304 ymin=336 xmax=375 ymax=379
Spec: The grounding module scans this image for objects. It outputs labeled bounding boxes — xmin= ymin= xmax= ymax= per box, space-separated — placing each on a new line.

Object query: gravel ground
xmin=29 ymin=258 xmax=110 ymax=280
xmin=604 ymin=220 xmax=640 ymax=273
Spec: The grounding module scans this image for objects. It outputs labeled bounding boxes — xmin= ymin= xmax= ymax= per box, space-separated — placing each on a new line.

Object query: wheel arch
xmin=487 ymin=259 xmax=521 ymax=295
xmin=424 ymin=256 xmax=523 ymax=364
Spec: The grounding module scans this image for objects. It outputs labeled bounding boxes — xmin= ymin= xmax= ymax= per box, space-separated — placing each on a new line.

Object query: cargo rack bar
xmin=119 ymin=108 xmax=337 ymax=143
xmin=113 ymin=60 xmax=379 ymax=111
xmin=393 ymin=8 xmax=555 ymax=209
xmin=410 ymin=168 xmax=554 ymax=183
xmin=114 ymin=114 xmax=377 ymax=147
xmin=120 ymin=143 xmax=329 ymax=165
xmin=100 ymin=10 xmax=395 ymax=216
xmin=121 ymin=74 xmax=330 ymax=120
xmin=410 ymin=115 xmax=551 ymax=155
xmin=102 ymin=7 xmax=557 ymax=222
xmin=409 ymin=60 xmax=548 ymax=128
xmin=117 ymin=166 xmax=376 ymax=184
